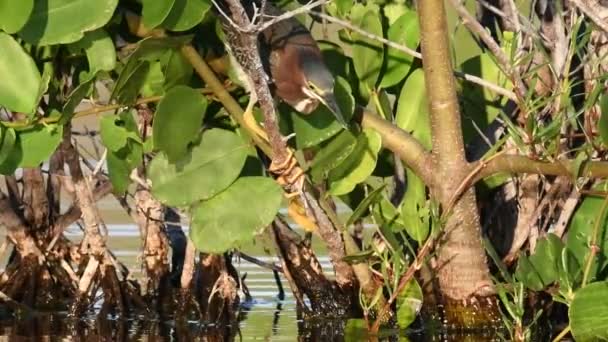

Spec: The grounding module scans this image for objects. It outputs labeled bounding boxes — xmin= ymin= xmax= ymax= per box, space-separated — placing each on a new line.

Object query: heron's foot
xmin=242 ymin=95 xmax=268 ymax=141
xmin=287 ymin=196 xmax=317 ymax=232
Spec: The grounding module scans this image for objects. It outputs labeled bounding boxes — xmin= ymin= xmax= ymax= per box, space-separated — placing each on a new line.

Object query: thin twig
xmin=310 ymin=10 xmax=518 ymax=101
xmin=571 ymin=0 xmax=608 ymax=38
xmin=448 ymin=0 xmax=527 ymax=99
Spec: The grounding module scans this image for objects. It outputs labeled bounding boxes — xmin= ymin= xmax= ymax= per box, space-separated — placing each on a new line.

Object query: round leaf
xmin=69 ymin=29 xmax=116 ymax=75
xmin=395 ymin=69 xmax=431 ymax=148
xmin=149 ymin=129 xmax=248 ymax=206
xmin=18 ymin=0 xmax=119 ymax=45
xmin=0 ymin=32 xmax=41 ymax=114
xmin=162 ymin=0 xmax=211 ymax=32
xmin=142 ymin=0 xmax=175 ymax=29
xmin=0 ymin=0 xmax=34 ymax=33
xmin=570 ymin=281 xmax=608 ymax=341
xmin=190 ymin=177 xmax=283 ymax=253
xmin=380 ymin=11 xmax=419 ymax=88
xmin=19 ymin=124 xmax=63 ymax=168
xmin=153 ymin=85 xmax=207 ymax=162
xmin=351 ymin=10 xmax=384 ymax=92
xmin=328 ymin=128 xmax=382 ymax=196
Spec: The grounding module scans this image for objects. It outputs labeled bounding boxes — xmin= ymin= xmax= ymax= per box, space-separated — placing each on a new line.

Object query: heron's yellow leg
xmin=287 ymin=197 xmax=318 ymax=232
xmin=242 ymin=93 xmax=268 ymax=142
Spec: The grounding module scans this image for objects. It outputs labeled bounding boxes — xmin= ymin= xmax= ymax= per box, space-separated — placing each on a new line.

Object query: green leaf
xmin=0 ymin=0 xmax=34 ymax=33
xmin=292 ymin=76 xmax=354 ymax=149
xmin=328 ymin=128 xmax=382 ymax=196
xmin=598 ymin=95 xmax=608 ymax=146
xmin=344 ymin=319 xmax=369 ymax=342
xmin=401 ymin=169 xmax=429 ymax=242
xmin=18 ymin=0 xmax=119 ymax=45
xmin=0 ymin=139 xmax=22 ymax=175
xmin=310 ymin=129 xmax=358 ymax=183
xmin=395 ymin=69 xmax=431 ymax=149
xmin=69 ymin=30 xmax=116 ymax=76
xmin=142 ymin=0 xmax=175 ymax=29
xmin=567 ymin=188 xmax=608 ymax=280
xmin=0 ymin=32 xmax=41 ymax=114
xmin=351 ymin=10 xmax=384 ymax=95
xmin=149 ymin=129 xmax=248 ymax=207
xmin=107 ymin=140 xmax=143 ymax=194
xmin=528 ymin=234 xmax=564 ymax=287
xmin=514 ymin=254 xmax=545 ymax=291
xmin=112 ymin=61 xmax=151 ymax=105
xmin=18 ymin=124 xmax=63 ymax=168
xmin=346 ymin=184 xmax=386 ymax=227
xmin=140 ymin=61 xmax=165 ymax=97
xmin=396 ymin=279 xmax=423 ymax=329
xmin=570 ymin=281 xmax=608 ymax=341
xmin=459 ymin=53 xmax=511 ymax=143
xmin=163 ymin=50 xmax=193 ymax=89
xmin=0 ymin=128 xmax=16 ymax=165
xmin=162 ymin=0 xmax=211 ymax=32
xmin=111 ymin=36 xmax=192 ymax=104
xmin=60 ymin=78 xmax=95 ymax=124
xmin=380 ymin=11 xmax=419 ymax=88
xmin=99 ymin=111 xmax=141 ymax=152
xmin=153 ymin=85 xmax=207 ymax=162
xmin=190 ymin=177 xmax=283 ymax=253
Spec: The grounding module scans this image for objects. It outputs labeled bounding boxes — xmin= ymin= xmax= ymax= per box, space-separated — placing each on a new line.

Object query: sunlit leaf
xmin=566 ymin=186 xmax=608 ymax=280
xmin=18 ymin=124 xmax=63 ymax=168
xmin=60 ymin=78 xmax=95 ymax=124
xmin=99 ymin=111 xmax=141 ymax=152
xmin=107 ymin=140 xmax=142 ymax=194
xmin=0 ymin=32 xmax=41 ymax=114
xmin=395 ymin=69 xmax=431 ymax=149
xmin=149 ymin=129 xmax=248 ymax=206
xmin=142 ymin=0 xmax=175 ymax=29
xmin=328 ymin=128 xmax=382 ymax=196
xmin=140 ymin=61 xmax=165 ymax=97
xmin=18 ymin=0 xmax=119 ymax=45
xmin=459 ymin=53 xmax=512 ymax=143
xmin=310 ymin=129 xmax=358 ymax=183
xmin=190 ymin=177 xmax=283 ymax=253
xmin=380 ymin=11 xmax=419 ymax=88
xmin=69 ymin=29 xmax=116 ymax=76
xmin=346 ymin=184 xmax=386 ymax=227
xmin=570 ymin=281 xmax=608 ymax=341
xmin=162 ymin=0 xmax=211 ymax=32
xmin=111 ymin=36 xmax=192 ymax=104
xmin=0 ymin=0 xmax=34 ymax=33
xmin=396 ymin=279 xmax=423 ymax=329
xmin=351 ymin=10 xmax=384 ymax=95
xmin=401 ymin=169 xmax=428 ymax=242
xmin=153 ymin=86 xmax=207 ymax=162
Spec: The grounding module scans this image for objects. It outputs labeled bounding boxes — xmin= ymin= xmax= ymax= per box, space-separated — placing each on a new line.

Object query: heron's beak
xmin=317 ymin=92 xmax=348 ymax=128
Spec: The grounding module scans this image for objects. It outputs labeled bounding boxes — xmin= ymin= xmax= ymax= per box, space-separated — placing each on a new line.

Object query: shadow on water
xmin=0 ymin=310 xmax=512 ymax=341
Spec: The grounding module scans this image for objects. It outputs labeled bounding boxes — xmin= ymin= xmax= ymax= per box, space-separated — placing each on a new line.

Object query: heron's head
xmin=299 ymin=56 xmax=347 ymax=127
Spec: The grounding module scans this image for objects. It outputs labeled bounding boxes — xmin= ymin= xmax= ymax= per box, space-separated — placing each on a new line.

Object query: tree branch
xmin=475 ymin=154 xmax=608 ymax=181
xmin=359 ymin=108 xmax=433 ymax=186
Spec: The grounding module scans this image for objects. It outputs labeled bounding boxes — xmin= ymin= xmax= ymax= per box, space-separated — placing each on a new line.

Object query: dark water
xmin=0 ymin=225 xmax=509 ymax=341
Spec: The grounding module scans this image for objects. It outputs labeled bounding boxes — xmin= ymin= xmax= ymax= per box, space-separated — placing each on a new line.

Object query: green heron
xmin=218 ymin=1 xmax=347 ymax=139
